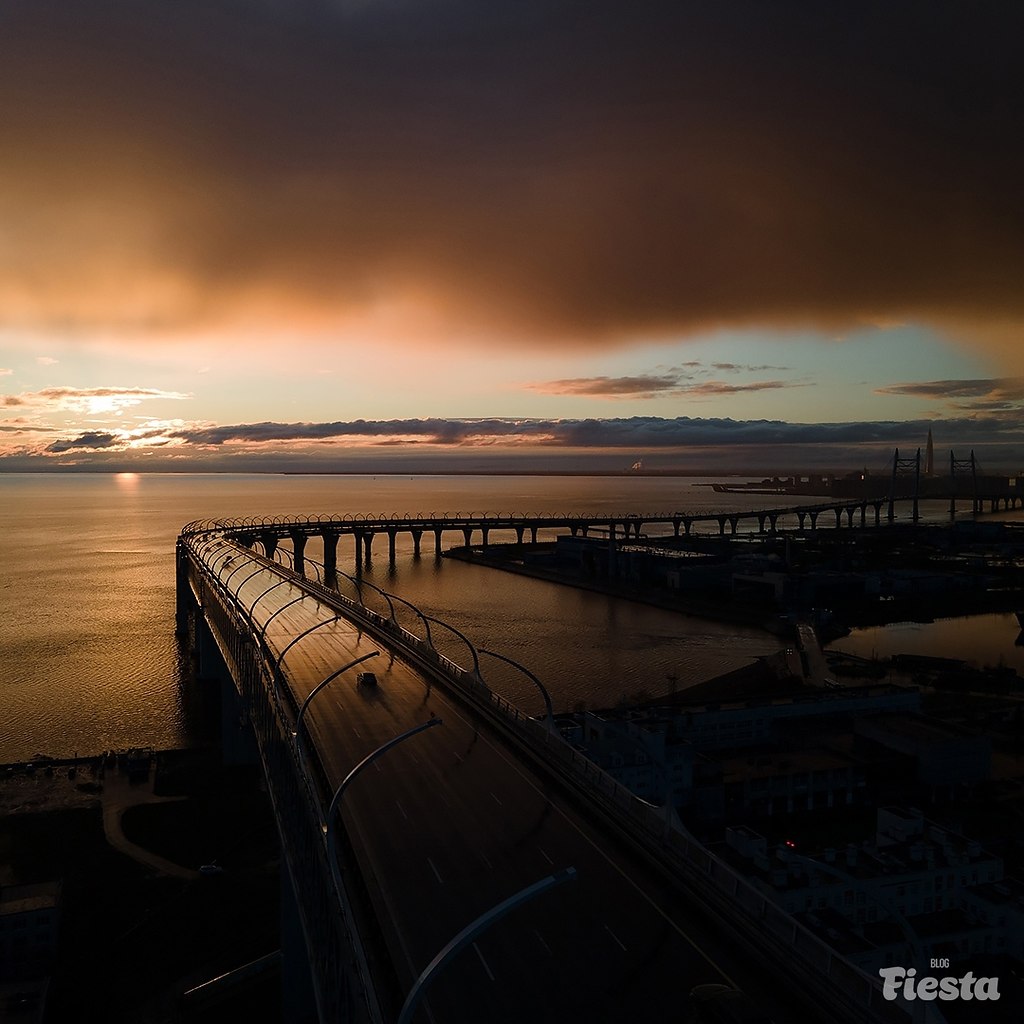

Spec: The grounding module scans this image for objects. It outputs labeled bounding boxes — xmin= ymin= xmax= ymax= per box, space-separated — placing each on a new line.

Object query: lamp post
xmin=324 ymin=718 xmax=444 ymax=900
xmin=422 ymin=615 xmax=480 ymax=678
xmin=479 ymin=649 xmax=554 ymax=728
xmin=293 ymin=651 xmax=380 ymax=764
xmin=397 ymin=867 xmax=577 ymax=1024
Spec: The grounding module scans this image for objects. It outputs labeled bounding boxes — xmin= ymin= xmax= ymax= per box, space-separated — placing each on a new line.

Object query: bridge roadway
xmin=193 ymin=534 xmax=821 ymax=1024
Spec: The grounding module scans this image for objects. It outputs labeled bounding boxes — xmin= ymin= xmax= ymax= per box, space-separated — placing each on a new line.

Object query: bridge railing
xmin=178 ymin=536 xmax=383 ymax=1024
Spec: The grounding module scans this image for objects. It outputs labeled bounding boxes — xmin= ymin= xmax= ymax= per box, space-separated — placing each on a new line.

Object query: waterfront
xmin=2 ymin=472 xmax=1021 ymax=763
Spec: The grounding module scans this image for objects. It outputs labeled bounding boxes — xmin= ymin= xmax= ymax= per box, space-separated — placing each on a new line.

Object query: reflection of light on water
xmin=114 ymin=472 xmax=140 ymax=492
xmin=830 ymin=613 xmax=1024 ymax=673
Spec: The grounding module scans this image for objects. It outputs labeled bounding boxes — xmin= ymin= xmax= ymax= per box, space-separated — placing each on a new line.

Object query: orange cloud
xmin=0 ymin=2 xmax=1021 ymax=365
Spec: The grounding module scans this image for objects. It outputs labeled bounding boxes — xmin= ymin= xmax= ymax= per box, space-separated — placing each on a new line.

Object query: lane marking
xmin=490 ymin=791 xmax=503 ymax=806
xmin=473 ymin=942 xmax=496 ymax=982
xmin=533 ymin=928 xmax=552 ymax=956
xmin=480 ymin=850 xmax=493 ymax=870
xmin=427 ymin=857 xmax=444 ymax=884
xmin=538 ymin=846 xmax=553 ymax=865
xmin=352 ymin=725 xmax=362 ymax=738
xmin=396 ymin=800 xmax=408 ymax=821
xmin=435 ymin=699 xmax=739 ymax=988
xmin=604 ymin=924 xmax=628 ymax=952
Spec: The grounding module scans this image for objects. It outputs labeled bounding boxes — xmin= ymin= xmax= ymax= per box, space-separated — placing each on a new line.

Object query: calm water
xmin=1 ymin=473 xmax=1020 ymax=762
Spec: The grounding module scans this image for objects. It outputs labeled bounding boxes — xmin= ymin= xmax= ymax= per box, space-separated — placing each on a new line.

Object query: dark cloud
xmin=529 ymin=373 xmax=802 ymax=398
xmin=165 ymin=414 xmax=1024 ymax=451
xmin=876 ymin=378 xmax=1024 ymax=401
xmin=45 ymin=431 xmax=121 ymax=452
xmin=529 ymin=375 xmax=690 ymax=397
xmin=0 ymin=1 xmax=1022 ymax=359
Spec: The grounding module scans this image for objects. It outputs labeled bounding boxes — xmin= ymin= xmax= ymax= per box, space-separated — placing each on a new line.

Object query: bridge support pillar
xmin=809 ymin=511 xmax=819 ymax=531
xmin=684 ymin=519 xmax=692 ymax=536
xmin=411 ymin=528 xmax=422 ymax=557
xmin=481 ymin=527 xmax=489 ymax=547
xmin=322 ymin=530 xmax=338 ymax=587
xmin=757 ymin=514 xmax=767 ymax=533
xmin=834 ymin=509 xmax=842 ymax=528
xmin=280 ymin=861 xmax=318 ymax=1024
xmin=363 ymin=531 xmax=374 ymax=566
xmin=797 ymin=512 xmax=806 ymax=531
xmin=717 ymin=517 xmax=727 ymax=536
xmin=768 ymin=514 xmax=778 ymax=533
xmin=175 ymin=542 xmax=191 ymax=636
xmin=462 ymin=527 xmax=473 ymax=547
xmin=673 ymin=519 xmax=681 ymax=537
xmin=433 ymin=528 xmax=444 ymax=558
xmin=515 ymin=526 xmax=525 ymax=545
xmin=260 ymin=532 xmax=278 ymax=560
xmin=290 ymin=532 xmax=307 ymax=577
xmin=387 ymin=529 xmax=397 ymax=565
xmin=531 ymin=526 xmax=538 ymax=543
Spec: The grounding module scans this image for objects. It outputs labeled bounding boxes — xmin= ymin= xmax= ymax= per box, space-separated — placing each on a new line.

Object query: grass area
xmin=1 ymin=750 xmax=282 ymax=1024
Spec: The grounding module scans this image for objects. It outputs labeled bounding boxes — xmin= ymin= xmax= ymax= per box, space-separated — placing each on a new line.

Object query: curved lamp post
xmin=324 ymin=718 xmax=444 ymax=900
xmin=274 ymin=615 xmax=345 ymax=674
xmin=257 ymin=593 xmax=307 ymax=646
xmin=397 ymin=867 xmax=577 ymax=1024
xmin=383 ymin=590 xmax=434 ymax=648
xmin=422 ymin=615 xmax=480 ymax=678
xmin=223 ymin=553 xmax=260 ymax=589
xmin=247 ymin=577 xmax=291 ymax=620
xmin=479 ymin=649 xmax=554 ymax=728
xmin=293 ymin=650 xmax=380 ymax=762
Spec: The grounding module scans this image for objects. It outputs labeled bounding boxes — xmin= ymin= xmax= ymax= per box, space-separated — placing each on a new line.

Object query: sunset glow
xmin=2 ymin=1 xmax=1022 ymax=473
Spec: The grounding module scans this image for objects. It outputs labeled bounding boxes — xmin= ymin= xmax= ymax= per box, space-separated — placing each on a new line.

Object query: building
xmin=719 ymin=807 xmax=1015 ymax=972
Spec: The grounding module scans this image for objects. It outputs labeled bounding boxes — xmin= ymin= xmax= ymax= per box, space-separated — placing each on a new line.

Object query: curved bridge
xmin=176 ymin=517 xmax=916 ymax=1024
xmin=180 ymin=487 xmax=1008 ymax=576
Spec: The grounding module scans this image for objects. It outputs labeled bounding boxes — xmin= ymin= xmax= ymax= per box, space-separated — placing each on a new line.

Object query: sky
xmin=2 ymin=0 xmax=1023 ymax=474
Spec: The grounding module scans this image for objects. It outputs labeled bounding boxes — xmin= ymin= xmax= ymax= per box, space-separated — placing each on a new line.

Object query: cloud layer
xmin=1 ymin=1 xmax=1022 ymax=359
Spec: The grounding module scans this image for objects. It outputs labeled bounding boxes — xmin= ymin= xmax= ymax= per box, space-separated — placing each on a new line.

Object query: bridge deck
xmin=197 ymin=536 xmax=818 ymax=1024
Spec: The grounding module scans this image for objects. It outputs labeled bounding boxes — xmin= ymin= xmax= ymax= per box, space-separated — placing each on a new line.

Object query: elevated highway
xmin=177 ymin=518 xmax=919 ymax=1024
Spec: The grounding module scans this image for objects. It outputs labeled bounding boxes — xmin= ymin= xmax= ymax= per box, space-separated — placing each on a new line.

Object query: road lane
xmin=197 ymin=542 xmax=821 ymax=1023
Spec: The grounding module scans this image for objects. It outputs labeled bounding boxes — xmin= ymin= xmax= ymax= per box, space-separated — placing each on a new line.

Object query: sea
xmin=2 ymin=472 xmax=1022 ymax=764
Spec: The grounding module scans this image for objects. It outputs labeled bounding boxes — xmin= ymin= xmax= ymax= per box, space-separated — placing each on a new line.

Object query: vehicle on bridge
xmin=356 ymin=671 xmax=379 ymax=688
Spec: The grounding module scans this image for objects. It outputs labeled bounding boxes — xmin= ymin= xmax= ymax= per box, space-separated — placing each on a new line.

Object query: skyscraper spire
xmin=925 ymin=427 xmax=934 ymax=476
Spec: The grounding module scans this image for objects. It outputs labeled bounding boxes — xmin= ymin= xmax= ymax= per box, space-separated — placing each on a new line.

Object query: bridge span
xmin=186 ymin=484 xmax=1017 ymax=575
xmin=177 ymin=517 xmax=916 ymax=1024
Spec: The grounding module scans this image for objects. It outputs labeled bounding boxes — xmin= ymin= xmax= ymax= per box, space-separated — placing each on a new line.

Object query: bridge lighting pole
xmin=246 ymin=577 xmax=291 ymax=619
xmin=478 ymin=649 xmax=555 ymax=729
xmin=397 ymin=867 xmax=578 ymax=1024
xmin=382 ymin=590 xmax=434 ymax=648
xmin=422 ymin=615 xmax=480 ymax=678
xmin=273 ymin=614 xmax=345 ymax=674
xmin=256 ymin=593 xmax=307 ymax=648
xmin=324 ymin=718 xmax=444 ymax=900
xmin=223 ymin=553 xmax=261 ymax=589
xmin=293 ymin=650 xmax=380 ymax=763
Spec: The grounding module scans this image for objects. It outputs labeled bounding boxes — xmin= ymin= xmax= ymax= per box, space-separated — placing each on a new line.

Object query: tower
xmin=925 ymin=428 xmax=934 ymax=477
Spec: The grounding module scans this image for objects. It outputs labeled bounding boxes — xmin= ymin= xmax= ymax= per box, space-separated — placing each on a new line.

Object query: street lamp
xmin=422 ymin=615 xmax=480 ymax=678
xmin=293 ymin=651 xmax=380 ymax=763
xmin=397 ymin=867 xmax=577 ymax=1024
xmin=324 ymin=718 xmax=444 ymax=900
xmin=479 ymin=649 xmax=554 ymax=728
